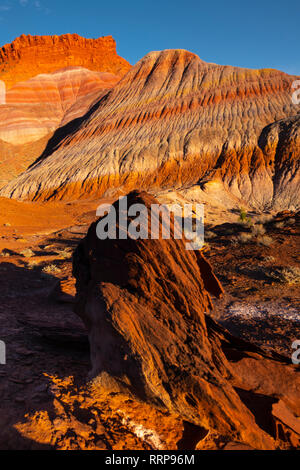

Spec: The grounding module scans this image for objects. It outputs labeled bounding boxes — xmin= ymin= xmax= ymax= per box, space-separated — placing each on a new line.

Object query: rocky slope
xmin=0 ymin=192 xmax=298 ymax=449
xmin=72 ymin=191 xmax=300 ymax=449
xmin=0 ymin=34 xmax=131 ymax=89
xmin=2 ymin=49 xmax=299 ymax=210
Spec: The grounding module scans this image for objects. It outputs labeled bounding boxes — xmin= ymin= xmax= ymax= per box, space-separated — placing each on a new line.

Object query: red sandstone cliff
xmin=72 ymin=191 xmax=300 ymax=449
xmin=0 ymin=34 xmax=131 ymax=89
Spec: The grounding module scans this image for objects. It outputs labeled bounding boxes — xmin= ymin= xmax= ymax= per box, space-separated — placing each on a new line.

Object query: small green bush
xmin=239 ymin=208 xmax=252 ymax=226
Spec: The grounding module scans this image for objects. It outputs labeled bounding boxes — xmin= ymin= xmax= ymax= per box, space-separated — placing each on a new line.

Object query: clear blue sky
xmin=0 ymin=0 xmax=299 ymax=75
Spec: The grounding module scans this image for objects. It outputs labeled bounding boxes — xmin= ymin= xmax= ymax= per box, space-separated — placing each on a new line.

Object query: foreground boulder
xmin=73 ymin=191 xmax=300 ymax=449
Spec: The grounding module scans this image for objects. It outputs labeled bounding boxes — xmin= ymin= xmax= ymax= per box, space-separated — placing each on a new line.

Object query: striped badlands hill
xmin=0 ymin=67 xmax=121 ymax=186
xmin=0 ymin=34 xmax=131 ymax=89
xmin=2 ymin=49 xmax=299 ymax=209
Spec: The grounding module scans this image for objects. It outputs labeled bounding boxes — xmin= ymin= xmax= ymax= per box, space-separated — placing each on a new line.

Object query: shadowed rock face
xmin=72 ymin=191 xmax=300 ymax=449
xmin=2 ymin=49 xmax=299 ymax=209
xmin=0 ymin=33 xmax=131 ymax=89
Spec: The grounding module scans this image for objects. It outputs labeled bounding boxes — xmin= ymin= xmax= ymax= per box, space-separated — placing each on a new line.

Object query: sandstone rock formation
xmin=72 ymin=191 xmax=300 ymax=449
xmin=2 ymin=49 xmax=299 ymax=210
xmin=0 ymin=34 xmax=131 ymax=89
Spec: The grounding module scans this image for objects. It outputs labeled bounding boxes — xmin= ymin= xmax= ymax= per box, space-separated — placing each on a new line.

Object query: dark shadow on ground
xmin=0 ymin=260 xmax=90 ymax=449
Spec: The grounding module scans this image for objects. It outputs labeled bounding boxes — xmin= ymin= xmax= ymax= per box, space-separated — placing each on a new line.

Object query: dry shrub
xmin=257 ymin=214 xmax=273 ymax=224
xmin=42 ymin=264 xmax=62 ymax=275
xmin=251 ymin=224 xmax=266 ymax=236
xmin=0 ymin=250 xmax=10 ymax=257
xmin=238 ymin=232 xmax=253 ymax=243
xmin=270 ymin=266 xmax=300 ymax=285
xmin=20 ymin=248 xmax=35 ymax=258
xmin=205 ymin=231 xmax=217 ymax=240
xmin=257 ymin=235 xmax=273 ymax=246
xmin=56 ymin=248 xmax=72 ymax=260
xmin=263 ymin=256 xmax=276 ymax=263
xmin=27 ymin=260 xmax=39 ymax=269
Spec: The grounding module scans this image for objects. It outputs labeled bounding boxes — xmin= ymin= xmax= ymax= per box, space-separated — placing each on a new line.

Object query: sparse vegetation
xmin=230 ymin=236 xmax=239 ymax=246
xmin=256 ymin=214 xmax=273 ymax=224
xmin=238 ymin=232 xmax=253 ymax=243
xmin=42 ymin=264 xmax=62 ymax=275
xmin=238 ymin=208 xmax=253 ymax=227
xmin=205 ymin=231 xmax=217 ymax=240
xmin=20 ymin=248 xmax=35 ymax=258
xmin=240 ymin=264 xmax=300 ymax=284
xmin=263 ymin=256 xmax=276 ymax=263
xmin=274 ymin=217 xmax=296 ymax=229
xmin=251 ymin=224 xmax=266 ymax=237
xmin=286 ymin=218 xmax=296 ymax=226
xmin=27 ymin=260 xmax=39 ymax=270
xmin=239 ymin=208 xmax=248 ymax=223
xmin=236 ymin=222 xmax=274 ymax=246
xmin=0 ymin=249 xmax=10 ymax=257
xmin=56 ymin=248 xmax=72 ymax=260
xmin=257 ymin=235 xmax=273 ymax=246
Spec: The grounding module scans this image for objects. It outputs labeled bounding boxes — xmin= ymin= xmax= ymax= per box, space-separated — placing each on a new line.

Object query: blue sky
xmin=0 ymin=0 xmax=299 ymax=74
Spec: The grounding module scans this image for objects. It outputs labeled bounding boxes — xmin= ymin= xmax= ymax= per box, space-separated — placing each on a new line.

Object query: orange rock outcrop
xmin=72 ymin=191 xmax=300 ymax=449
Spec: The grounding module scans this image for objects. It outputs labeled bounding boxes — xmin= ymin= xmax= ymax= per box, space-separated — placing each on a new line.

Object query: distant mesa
xmin=0 ymin=33 xmax=131 ymax=187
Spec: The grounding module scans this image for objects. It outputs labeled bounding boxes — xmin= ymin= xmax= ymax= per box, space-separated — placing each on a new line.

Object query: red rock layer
xmin=72 ymin=191 xmax=300 ymax=449
xmin=3 ymin=49 xmax=298 ymax=209
xmin=0 ymin=34 xmax=131 ymax=89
